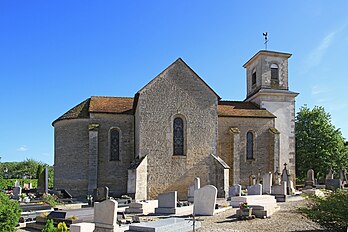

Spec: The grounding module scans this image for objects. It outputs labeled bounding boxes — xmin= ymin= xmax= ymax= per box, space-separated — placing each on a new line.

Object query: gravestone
xmin=271 ymin=181 xmax=287 ymax=202
xmin=247 ymin=183 xmax=262 ymax=195
xmin=94 ymin=186 xmax=109 ymax=202
xmin=193 ymin=185 xmax=217 ymax=216
xmin=326 ymin=167 xmax=334 ymax=180
xmin=262 ymin=172 xmax=272 ymax=194
xmin=14 ymin=180 xmax=20 ymax=187
xmin=94 ymin=199 xmax=119 ymax=232
xmin=38 ymin=167 xmax=49 ymax=194
xmin=188 ymin=177 xmax=200 ymax=202
xmin=273 ymin=168 xmax=281 ymax=185
xmin=13 ymin=186 xmax=22 ymax=200
xmin=325 ymin=179 xmax=343 ymax=191
xmin=257 ymin=169 xmax=262 ymax=183
xmin=155 ymin=191 xmax=177 ymax=214
xmin=229 ymin=184 xmax=241 ymax=197
xmin=339 ymin=169 xmax=347 ymax=184
xmin=194 ymin=177 xmax=200 ymax=190
xmin=288 ymin=180 xmax=296 ymax=194
xmin=304 ymin=169 xmax=315 ymax=188
xmin=249 ymin=175 xmax=256 ymax=186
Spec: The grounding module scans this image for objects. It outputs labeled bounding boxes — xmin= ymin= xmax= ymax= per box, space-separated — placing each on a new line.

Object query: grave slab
xmin=129 ymin=217 xmax=200 ymax=232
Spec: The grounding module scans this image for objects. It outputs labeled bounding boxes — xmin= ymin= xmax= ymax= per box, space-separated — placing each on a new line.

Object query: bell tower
xmin=243 ymin=50 xmax=299 ymax=180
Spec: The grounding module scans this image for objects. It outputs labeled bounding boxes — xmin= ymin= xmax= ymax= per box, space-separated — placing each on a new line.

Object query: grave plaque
xmin=48 ymin=211 xmax=67 ymax=219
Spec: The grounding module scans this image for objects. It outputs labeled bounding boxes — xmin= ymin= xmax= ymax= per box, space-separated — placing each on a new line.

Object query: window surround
xmin=109 ymin=127 xmax=121 ymax=161
xmin=270 ymin=63 xmax=279 ymax=82
xmin=172 ymin=114 xmax=187 ymax=156
xmin=246 ymin=131 xmax=255 ymax=161
xmin=251 ymin=68 xmax=257 ymax=86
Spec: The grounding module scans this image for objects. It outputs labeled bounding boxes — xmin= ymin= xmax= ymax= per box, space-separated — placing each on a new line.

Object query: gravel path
xmin=196 ymin=199 xmax=326 ymax=232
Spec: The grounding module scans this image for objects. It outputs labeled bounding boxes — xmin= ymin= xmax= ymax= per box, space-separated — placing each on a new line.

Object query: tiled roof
xmin=89 ymin=96 xmax=134 ymax=114
xmin=218 ymin=101 xmax=275 ymax=118
xmin=53 ymin=97 xmax=134 ymax=125
xmin=53 ymin=97 xmax=275 ymax=125
xmin=53 ymin=98 xmax=91 ymax=124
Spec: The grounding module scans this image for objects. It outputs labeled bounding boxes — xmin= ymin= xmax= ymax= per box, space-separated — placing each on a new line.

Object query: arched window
xmin=271 ymin=64 xmax=279 ymax=81
xmin=173 ymin=117 xmax=184 ymax=155
xmin=110 ymin=128 xmax=120 ymax=161
xmin=246 ymin=131 xmax=254 ymax=160
xmin=252 ymin=69 xmax=256 ymax=86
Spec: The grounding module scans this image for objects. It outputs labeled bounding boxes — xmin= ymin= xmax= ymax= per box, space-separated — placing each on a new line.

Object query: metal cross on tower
xmin=263 ymin=32 xmax=269 ymax=50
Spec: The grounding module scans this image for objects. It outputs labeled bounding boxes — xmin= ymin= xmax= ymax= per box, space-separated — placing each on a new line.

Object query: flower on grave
xmin=239 ymin=202 xmax=249 ymax=209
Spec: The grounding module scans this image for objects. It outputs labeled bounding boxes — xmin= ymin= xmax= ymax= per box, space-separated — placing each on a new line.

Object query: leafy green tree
xmin=295 ymin=105 xmax=348 ymax=180
xmin=0 ymin=192 xmax=21 ymax=232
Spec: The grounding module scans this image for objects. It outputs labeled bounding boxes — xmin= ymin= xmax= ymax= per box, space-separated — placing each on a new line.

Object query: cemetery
xmin=0 ymin=164 xmax=344 ymax=231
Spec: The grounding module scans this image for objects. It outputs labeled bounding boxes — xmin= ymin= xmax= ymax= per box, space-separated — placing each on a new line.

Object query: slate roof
xmin=53 ymin=97 xmax=275 ymax=125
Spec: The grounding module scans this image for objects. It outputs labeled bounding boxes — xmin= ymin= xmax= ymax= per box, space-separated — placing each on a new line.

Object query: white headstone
xmin=194 ymin=177 xmax=200 ymax=190
xmin=229 ymin=184 xmax=241 ymax=197
xmin=193 ymin=185 xmax=217 ymax=216
xmin=70 ymin=223 xmax=95 ymax=232
xmin=14 ymin=180 xmax=20 ymax=188
xmin=247 ymin=184 xmax=262 ymax=195
xmin=262 ymin=172 xmax=272 ymax=194
xmin=94 ymin=199 xmax=119 ymax=232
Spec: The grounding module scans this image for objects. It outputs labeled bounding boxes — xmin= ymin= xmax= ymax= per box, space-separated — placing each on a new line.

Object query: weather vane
xmin=263 ymin=32 xmax=269 ymax=50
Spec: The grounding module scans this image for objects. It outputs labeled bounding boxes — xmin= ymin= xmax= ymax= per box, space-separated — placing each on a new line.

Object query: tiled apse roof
xmin=218 ymin=101 xmax=275 ymax=118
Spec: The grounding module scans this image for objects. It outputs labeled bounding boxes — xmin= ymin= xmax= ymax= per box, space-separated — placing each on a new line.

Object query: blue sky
xmin=1 ymin=1 xmax=348 ymax=165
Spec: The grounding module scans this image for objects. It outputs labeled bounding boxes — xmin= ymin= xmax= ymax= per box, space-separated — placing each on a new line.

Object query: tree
xmin=0 ymin=192 xmax=21 ymax=232
xmin=295 ymin=105 xmax=348 ymax=181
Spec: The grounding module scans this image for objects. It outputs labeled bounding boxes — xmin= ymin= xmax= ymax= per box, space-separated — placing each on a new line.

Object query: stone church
xmin=53 ymin=50 xmax=298 ymax=200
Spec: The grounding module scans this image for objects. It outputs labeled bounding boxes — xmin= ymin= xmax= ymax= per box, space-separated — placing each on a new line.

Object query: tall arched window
xmin=173 ymin=117 xmax=184 ymax=155
xmin=252 ymin=69 xmax=256 ymax=86
xmin=110 ymin=128 xmax=120 ymax=161
xmin=271 ymin=64 xmax=279 ymax=81
xmin=246 ymin=131 xmax=254 ymax=160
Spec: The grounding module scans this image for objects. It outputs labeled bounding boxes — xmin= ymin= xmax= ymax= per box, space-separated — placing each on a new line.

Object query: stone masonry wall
xmin=54 ymin=119 xmax=90 ymax=197
xmin=90 ymin=113 xmax=134 ymax=197
xmin=136 ymin=59 xmax=219 ymax=199
xmin=218 ymin=117 xmax=275 ymax=187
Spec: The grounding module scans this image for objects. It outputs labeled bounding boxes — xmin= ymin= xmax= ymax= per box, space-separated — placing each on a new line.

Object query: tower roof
xmin=243 ymin=50 xmax=292 ymax=68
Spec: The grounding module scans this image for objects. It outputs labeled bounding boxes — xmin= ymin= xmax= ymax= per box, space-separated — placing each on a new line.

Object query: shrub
xmin=42 ymin=219 xmax=54 ymax=232
xmin=0 ymin=192 xmax=21 ymax=232
xmin=299 ymin=190 xmax=348 ymax=230
xmin=55 ymin=222 xmax=68 ymax=232
xmin=42 ymin=194 xmax=58 ymax=207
